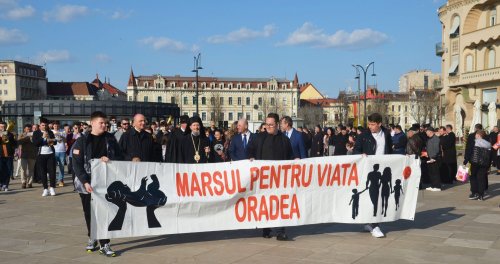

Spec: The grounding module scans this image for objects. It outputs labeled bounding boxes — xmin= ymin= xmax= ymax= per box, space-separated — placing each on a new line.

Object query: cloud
xmin=111 ymin=10 xmax=132 ymax=20
xmin=278 ymin=22 xmax=388 ymax=50
xmin=140 ymin=36 xmax=198 ymax=53
xmin=95 ymin=53 xmax=111 ymax=63
xmin=0 ymin=0 xmax=17 ymax=9
xmin=207 ymin=24 xmax=276 ymax=44
xmin=43 ymin=5 xmax=88 ymax=22
xmin=0 ymin=27 xmax=28 ymax=45
xmin=4 ymin=5 xmax=34 ymax=19
xmin=35 ymin=50 xmax=72 ymax=63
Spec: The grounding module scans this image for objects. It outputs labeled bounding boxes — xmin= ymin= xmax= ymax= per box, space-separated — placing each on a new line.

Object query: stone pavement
xmin=1 ymin=170 xmax=500 ymax=264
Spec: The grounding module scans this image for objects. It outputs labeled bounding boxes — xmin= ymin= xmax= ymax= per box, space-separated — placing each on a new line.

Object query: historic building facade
xmin=0 ymin=60 xmax=47 ymax=107
xmin=437 ymin=0 xmax=499 ymax=132
xmin=127 ymin=69 xmax=300 ymax=126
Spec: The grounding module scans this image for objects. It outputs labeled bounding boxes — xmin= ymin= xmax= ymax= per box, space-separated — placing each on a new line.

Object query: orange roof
xmin=102 ymin=82 xmax=126 ymax=96
xmin=301 ymin=98 xmax=338 ymax=106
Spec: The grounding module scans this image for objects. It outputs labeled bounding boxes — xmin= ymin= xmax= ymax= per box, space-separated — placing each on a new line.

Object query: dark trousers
xmin=470 ymin=163 xmax=489 ymax=196
xmin=37 ymin=154 xmax=56 ymax=189
xmin=427 ymin=160 xmax=441 ymax=189
xmin=263 ymin=227 xmax=286 ymax=236
xmin=79 ymin=193 xmax=110 ymax=245
xmin=441 ymin=162 xmax=457 ymax=184
xmin=0 ymin=157 xmax=13 ymax=187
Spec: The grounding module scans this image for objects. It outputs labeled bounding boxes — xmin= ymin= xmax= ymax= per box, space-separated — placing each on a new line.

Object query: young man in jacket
xmin=72 ymin=111 xmax=123 ymax=257
xmin=353 ymin=113 xmax=392 ymax=238
xmin=32 ymin=119 xmax=57 ymax=196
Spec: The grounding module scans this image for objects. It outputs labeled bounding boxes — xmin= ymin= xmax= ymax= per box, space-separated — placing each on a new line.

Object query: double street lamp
xmin=192 ymin=53 xmax=203 ymax=117
xmin=352 ymin=62 xmax=376 ymax=126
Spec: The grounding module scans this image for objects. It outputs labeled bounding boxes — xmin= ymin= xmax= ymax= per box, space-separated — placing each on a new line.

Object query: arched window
xmin=144 ymin=82 xmax=149 ymax=88
xmin=490 ymin=8 xmax=497 ymax=26
xmin=487 ymin=48 xmax=496 ymax=69
xmin=450 ymin=15 xmax=460 ymax=37
xmin=465 ymin=54 xmax=473 ymax=72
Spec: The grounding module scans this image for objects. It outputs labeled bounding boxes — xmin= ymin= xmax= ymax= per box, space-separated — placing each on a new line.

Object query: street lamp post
xmin=192 ymin=53 xmax=203 ymax=117
xmin=351 ymin=65 xmax=361 ymax=127
xmin=353 ymin=62 xmax=376 ymax=126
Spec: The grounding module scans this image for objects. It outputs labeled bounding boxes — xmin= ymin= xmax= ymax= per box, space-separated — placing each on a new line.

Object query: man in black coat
xmin=72 ymin=111 xmax=123 ymax=256
xmin=119 ymin=114 xmax=157 ymax=162
xmin=353 ymin=113 xmax=392 ymax=239
xmin=310 ymin=125 xmax=324 ymax=157
xmin=165 ymin=115 xmax=189 ymax=163
xmin=440 ymin=125 xmax=457 ymax=184
xmin=334 ymin=126 xmax=349 ymax=155
xmin=248 ymin=113 xmax=293 ymax=241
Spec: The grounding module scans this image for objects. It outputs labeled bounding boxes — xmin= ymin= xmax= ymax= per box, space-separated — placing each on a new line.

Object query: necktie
xmin=243 ymin=134 xmax=247 ymax=149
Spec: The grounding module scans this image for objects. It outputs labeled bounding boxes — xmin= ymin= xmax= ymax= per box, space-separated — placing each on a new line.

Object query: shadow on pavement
xmin=115 ymin=207 xmax=463 ymax=253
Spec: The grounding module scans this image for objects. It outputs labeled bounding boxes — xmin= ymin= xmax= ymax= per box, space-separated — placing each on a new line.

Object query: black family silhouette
xmin=106 ymin=174 xmax=167 ymax=231
xmin=392 ymin=179 xmax=404 ymax=210
xmin=349 ymin=188 xmax=367 ymax=219
xmin=380 ymin=167 xmax=393 ymax=217
xmin=366 ymin=164 xmax=382 ymax=217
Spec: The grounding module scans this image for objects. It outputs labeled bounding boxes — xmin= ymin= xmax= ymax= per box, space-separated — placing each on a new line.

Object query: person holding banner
xmin=228 ymin=118 xmax=255 ymax=161
xmin=72 ymin=111 xmax=123 ymax=257
xmin=180 ymin=116 xmax=211 ymax=164
xmin=353 ymin=112 xmax=392 ymax=238
xmin=248 ymin=113 xmax=294 ymax=241
xmin=119 ymin=113 xmax=156 ymax=162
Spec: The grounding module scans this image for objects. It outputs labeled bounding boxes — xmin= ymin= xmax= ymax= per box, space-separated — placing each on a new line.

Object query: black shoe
xmin=478 ymin=195 xmax=485 ymax=201
xmin=276 ymin=233 xmax=291 ymax=241
xmin=469 ymin=193 xmax=479 ymax=200
xmin=262 ymin=229 xmax=272 ymax=239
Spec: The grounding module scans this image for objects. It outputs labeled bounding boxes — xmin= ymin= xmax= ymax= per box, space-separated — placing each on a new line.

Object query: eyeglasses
xmin=265 ymin=123 xmax=276 ymax=127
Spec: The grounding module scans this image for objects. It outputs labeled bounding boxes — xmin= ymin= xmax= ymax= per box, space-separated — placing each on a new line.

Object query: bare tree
xmin=298 ymin=104 xmax=324 ymax=128
xmin=409 ymin=89 xmax=439 ymax=125
xmin=209 ymin=91 xmax=223 ymax=124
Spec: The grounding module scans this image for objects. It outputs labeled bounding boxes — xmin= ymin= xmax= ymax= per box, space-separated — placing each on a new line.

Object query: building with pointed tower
xmin=127 ymin=68 xmax=301 ymax=128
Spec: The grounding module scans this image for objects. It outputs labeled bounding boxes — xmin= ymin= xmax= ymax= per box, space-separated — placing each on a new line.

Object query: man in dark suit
xmin=353 ymin=113 xmax=392 ymax=238
xmin=248 ymin=113 xmax=293 ymax=241
xmin=280 ymin=116 xmax=307 ymax=159
xmin=228 ymin=119 xmax=256 ymax=161
xmin=334 ymin=126 xmax=349 ymax=156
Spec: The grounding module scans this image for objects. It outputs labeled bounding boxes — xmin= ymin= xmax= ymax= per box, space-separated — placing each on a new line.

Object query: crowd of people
xmin=0 ymin=111 xmax=499 ymax=257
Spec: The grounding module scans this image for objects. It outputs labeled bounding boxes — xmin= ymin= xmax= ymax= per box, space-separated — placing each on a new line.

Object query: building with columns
xmin=437 ymin=0 xmax=499 ymax=133
xmin=127 ymin=69 xmax=300 ymax=127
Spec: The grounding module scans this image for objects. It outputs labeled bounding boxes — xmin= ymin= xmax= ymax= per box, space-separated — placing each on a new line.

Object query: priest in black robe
xmin=179 ymin=116 xmax=211 ymax=164
xmin=165 ymin=115 xmax=190 ymax=163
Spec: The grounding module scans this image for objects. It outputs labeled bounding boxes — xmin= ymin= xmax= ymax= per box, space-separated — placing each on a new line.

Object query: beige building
xmin=0 ymin=60 xmax=47 ymax=107
xmin=399 ymin=70 xmax=441 ymax=92
xmin=437 ymin=0 xmax=499 ymax=133
xmin=127 ymin=69 xmax=300 ymax=126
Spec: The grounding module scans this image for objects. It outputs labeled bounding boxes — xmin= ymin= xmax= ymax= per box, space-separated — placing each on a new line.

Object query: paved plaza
xmin=1 ymin=165 xmax=500 ymax=264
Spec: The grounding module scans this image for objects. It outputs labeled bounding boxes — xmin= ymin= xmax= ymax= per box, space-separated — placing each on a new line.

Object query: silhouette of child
xmin=349 ymin=188 xmax=367 ymax=219
xmin=392 ymin=179 xmax=404 ymax=210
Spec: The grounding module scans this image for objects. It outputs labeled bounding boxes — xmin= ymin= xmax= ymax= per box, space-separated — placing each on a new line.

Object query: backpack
xmin=471 ymin=146 xmax=490 ymax=166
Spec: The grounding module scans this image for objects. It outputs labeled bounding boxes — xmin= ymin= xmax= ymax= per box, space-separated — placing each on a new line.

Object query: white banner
xmin=91 ymin=155 xmax=421 ymax=239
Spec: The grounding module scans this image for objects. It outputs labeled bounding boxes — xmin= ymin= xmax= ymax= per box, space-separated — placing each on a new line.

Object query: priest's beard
xmin=192 ymin=131 xmax=200 ymax=136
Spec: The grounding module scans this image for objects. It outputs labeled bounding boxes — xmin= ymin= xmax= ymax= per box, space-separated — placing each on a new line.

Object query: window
xmin=193 ymin=96 xmax=198 ymax=105
xmin=183 ymin=83 xmax=188 ymax=89
xmin=237 ymin=112 xmax=243 ymax=119
xmin=0 ymin=90 xmax=2 ymax=95
xmin=229 ymin=112 xmax=233 ymax=121
xmin=270 ymin=98 xmax=275 ymax=106
xmin=246 ymin=113 xmax=251 ymax=121
xmin=211 ymin=83 xmax=215 ymax=89
xmin=246 ymin=83 xmax=250 ymax=89
xmin=237 ymin=97 xmax=242 ymax=105
xmin=283 ymin=98 xmax=287 ymax=105
xmin=258 ymin=97 xmax=263 ymax=106
xmin=128 ymin=96 xmax=133 ymax=101
xmin=282 ymin=84 xmax=287 ymax=89
xmin=450 ymin=15 xmax=460 ymax=37
xmin=405 ymin=106 xmax=408 ymax=112
xmin=237 ymin=84 xmax=241 ymax=89
xmin=220 ymin=97 xmax=224 ymax=105
xmin=202 ymin=97 xmax=206 ymax=105
xmin=3 ymin=79 xmax=6 ymax=84
xmin=183 ymin=96 xmax=188 ymax=105
xmin=144 ymin=96 xmax=148 ymax=102
xmin=211 ymin=97 xmax=215 ymax=105
xmin=157 ymin=96 xmax=162 ymax=102
xmin=490 ymin=9 xmax=497 ymax=26
xmin=424 ymin=75 xmax=428 ymax=89
xmin=449 ymin=55 xmax=459 ymax=76
xmin=170 ymin=82 xmax=175 ymax=88
xmin=487 ymin=48 xmax=496 ymax=69
xmin=144 ymin=82 xmax=149 ymax=88
xmin=202 ymin=83 xmax=206 ymax=89
xmin=246 ymin=97 xmax=250 ymax=105
xmin=219 ymin=112 xmax=224 ymax=121
xmin=391 ymin=105 xmax=394 ymax=112
xmin=228 ymin=83 xmax=233 ymax=89
xmin=192 ymin=82 xmax=197 ymax=88
xmin=219 ymin=83 xmax=224 ymax=89
xmin=258 ymin=112 xmax=263 ymax=121
xmin=228 ymin=97 xmax=233 ymax=105
xmin=465 ymin=54 xmax=473 ymax=72
xmin=210 ymin=112 xmax=215 ymax=121
xmin=398 ymin=105 xmax=401 ymax=111
xmin=483 ymin=89 xmax=497 ymax=104
xmin=258 ymin=83 xmax=262 ymax=89
xmin=202 ymin=112 xmax=207 ymax=121
xmin=171 ymin=96 xmax=176 ymax=103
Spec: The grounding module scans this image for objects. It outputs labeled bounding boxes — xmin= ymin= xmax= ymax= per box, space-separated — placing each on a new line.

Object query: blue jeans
xmin=0 ymin=157 xmax=13 ymax=187
xmin=55 ymin=152 xmax=66 ymax=182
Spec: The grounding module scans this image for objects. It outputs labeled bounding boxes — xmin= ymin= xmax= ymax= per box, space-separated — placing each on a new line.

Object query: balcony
xmin=456 ymin=67 xmax=500 ymax=86
xmin=461 ymin=24 xmax=500 ymax=49
xmin=435 ymin=42 xmax=444 ymax=56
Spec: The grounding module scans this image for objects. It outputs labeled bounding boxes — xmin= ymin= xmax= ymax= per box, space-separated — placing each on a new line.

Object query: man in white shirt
xmin=52 ymin=122 xmax=67 ymax=187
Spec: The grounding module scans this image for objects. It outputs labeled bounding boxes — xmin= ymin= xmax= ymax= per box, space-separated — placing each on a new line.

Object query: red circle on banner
xmin=403 ymin=166 xmax=411 ymax=179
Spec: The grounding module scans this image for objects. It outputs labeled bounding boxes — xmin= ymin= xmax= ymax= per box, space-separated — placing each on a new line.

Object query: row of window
xmin=181 ymin=111 xmax=259 ymax=122
xmin=135 ymin=95 xmax=295 ymax=106
xmin=449 ymin=8 xmax=497 ymax=38
xmin=449 ymin=48 xmax=496 ymax=75
xmin=140 ymin=81 xmax=289 ymax=90
xmin=0 ymin=90 xmax=8 ymax=95
xmin=0 ymin=66 xmax=8 ymax=74
xmin=18 ymin=67 xmax=38 ymax=77
xmin=0 ymin=79 xmax=6 ymax=84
